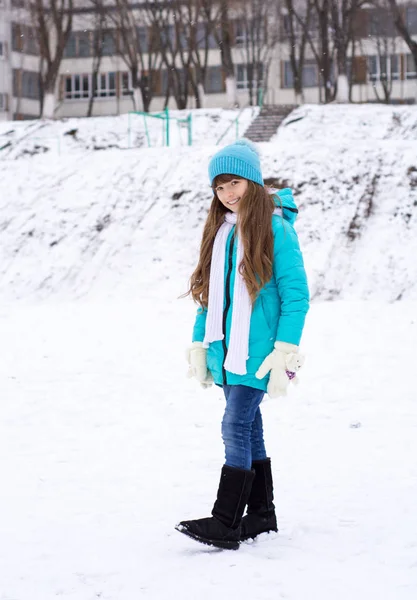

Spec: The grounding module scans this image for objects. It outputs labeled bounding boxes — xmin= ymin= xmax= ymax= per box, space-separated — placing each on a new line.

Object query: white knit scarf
xmin=203 ymin=207 xmax=282 ymax=375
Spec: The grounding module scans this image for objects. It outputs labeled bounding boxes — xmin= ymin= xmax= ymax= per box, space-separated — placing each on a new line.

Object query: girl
xmin=176 ymin=139 xmax=309 ymax=550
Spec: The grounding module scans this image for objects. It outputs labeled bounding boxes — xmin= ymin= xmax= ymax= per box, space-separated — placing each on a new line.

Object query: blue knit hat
xmin=208 ymin=139 xmax=264 ymax=187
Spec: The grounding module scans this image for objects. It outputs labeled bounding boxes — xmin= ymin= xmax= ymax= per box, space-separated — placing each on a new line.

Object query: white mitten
xmin=186 ymin=342 xmax=214 ymax=389
xmin=255 ymin=341 xmax=305 ymax=398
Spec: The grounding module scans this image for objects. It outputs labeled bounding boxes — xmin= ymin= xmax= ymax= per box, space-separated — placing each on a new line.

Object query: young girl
xmin=176 ymin=139 xmax=309 ymax=550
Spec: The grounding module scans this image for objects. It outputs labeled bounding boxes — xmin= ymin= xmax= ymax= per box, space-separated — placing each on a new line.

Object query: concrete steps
xmin=244 ymin=105 xmax=296 ymax=142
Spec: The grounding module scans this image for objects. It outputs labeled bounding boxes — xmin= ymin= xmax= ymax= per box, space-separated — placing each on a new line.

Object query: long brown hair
xmin=184 ymin=174 xmax=277 ymax=307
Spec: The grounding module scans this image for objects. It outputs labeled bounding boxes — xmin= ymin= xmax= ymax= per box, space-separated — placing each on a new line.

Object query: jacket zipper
xmin=222 ymin=231 xmax=235 ymax=385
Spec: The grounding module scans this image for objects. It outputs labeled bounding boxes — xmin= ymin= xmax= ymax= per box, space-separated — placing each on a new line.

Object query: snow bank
xmin=0 ymin=104 xmax=416 ymax=302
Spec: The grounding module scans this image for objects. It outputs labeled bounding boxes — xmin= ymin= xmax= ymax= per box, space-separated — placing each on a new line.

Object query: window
xmin=64 ymin=31 xmax=92 ymax=58
xmin=78 ymin=31 xmax=91 ymax=57
xmin=0 ymin=93 xmax=8 ymax=111
xmin=196 ymin=23 xmax=217 ymax=50
xmin=160 ymin=25 xmax=176 ymax=50
xmin=205 ymin=66 xmax=224 ymax=94
xmin=368 ymin=54 xmax=400 ymax=82
xmin=406 ymin=54 xmax=417 ymax=80
xmin=406 ymin=6 xmax=417 ymax=34
xmin=153 ymin=68 xmax=192 ymax=96
xmin=235 ymin=19 xmax=248 ymax=46
xmin=65 ymin=74 xmax=90 ymax=99
xmin=283 ymin=13 xmax=319 ymax=39
xmin=136 ymin=26 xmax=149 ymax=53
xmin=64 ymin=72 xmax=116 ymax=100
xmin=22 ymin=70 xmax=40 ymax=99
xmin=236 ymin=63 xmax=264 ymax=90
xmin=121 ymin=72 xmax=132 ymax=96
xmin=11 ymin=22 xmax=38 ymax=55
xmin=64 ymin=33 xmax=77 ymax=58
xmin=234 ymin=18 xmax=265 ymax=47
xmin=303 ymin=60 xmax=318 ymax=87
xmin=95 ymin=72 xmax=116 ymax=96
xmin=101 ymin=31 xmax=116 ymax=56
xmin=13 ymin=69 xmax=40 ymax=99
xmin=283 ymin=60 xmax=318 ymax=88
xmin=283 ymin=61 xmax=294 ymax=88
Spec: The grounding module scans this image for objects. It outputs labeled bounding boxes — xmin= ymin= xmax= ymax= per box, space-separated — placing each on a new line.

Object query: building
xmin=0 ymin=0 xmax=12 ymax=120
xmin=1 ymin=0 xmax=417 ymax=121
xmin=1 ymin=0 xmax=42 ymax=120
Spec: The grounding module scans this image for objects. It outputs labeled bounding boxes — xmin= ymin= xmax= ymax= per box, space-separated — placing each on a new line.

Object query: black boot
xmin=240 ymin=458 xmax=278 ymax=541
xmin=175 ymin=465 xmax=255 ymax=550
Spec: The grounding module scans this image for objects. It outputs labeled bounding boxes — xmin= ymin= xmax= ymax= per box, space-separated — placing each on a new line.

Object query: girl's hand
xmin=255 ymin=341 xmax=305 ymax=398
xmin=186 ymin=342 xmax=214 ymax=389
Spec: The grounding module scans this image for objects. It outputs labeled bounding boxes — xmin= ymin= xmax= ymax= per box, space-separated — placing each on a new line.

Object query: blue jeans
xmin=222 ymin=385 xmax=267 ymax=470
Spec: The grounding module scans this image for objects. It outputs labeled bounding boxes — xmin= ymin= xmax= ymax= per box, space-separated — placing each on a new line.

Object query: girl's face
xmin=214 ymin=177 xmax=249 ymax=213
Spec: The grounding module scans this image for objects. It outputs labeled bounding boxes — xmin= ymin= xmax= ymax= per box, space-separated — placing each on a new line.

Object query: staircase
xmin=244 ymin=105 xmax=296 ymax=142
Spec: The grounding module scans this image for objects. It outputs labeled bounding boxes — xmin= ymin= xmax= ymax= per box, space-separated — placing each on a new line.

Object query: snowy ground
xmin=1 ymin=104 xmax=416 ymax=599
xmin=1 ymin=297 xmax=416 ymax=600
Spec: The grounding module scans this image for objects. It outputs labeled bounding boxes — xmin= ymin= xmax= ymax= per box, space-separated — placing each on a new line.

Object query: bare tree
xmin=31 ymin=0 xmax=73 ymax=118
xmin=198 ymin=0 xmax=223 ymax=104
xmin=144 ymin=1 xmax=189 ymax=109
xmin=217 ymin=0 xmax=238 ymax=107
xmin=387 ymin=0 xmax=417 ymax=100
xmin=87 ymin=0 xmax=107 ymax=117
xmin=330 ymin=0 xmax=364 ymax=102
xmin=234 ymin=0 xmax=281 ymax=106
xmin=109 ymin=0 xmax=161 ymax=112
xmin=368 ymin=0 xmax=398 ymax=103
xmin=171 ymin=0 xmax=205 ymax=108
xmin=283 ymin=0 xmax=313 ymax=104
xmin=290 ymin=0 xmax=331 ymax=102
xmin=145 ymin=0 xmax=216 ymax=110
xmin=313 ymin=0 xmax=335 ymax=102
xmin=174 ymin=0 xmax=220 ymax=109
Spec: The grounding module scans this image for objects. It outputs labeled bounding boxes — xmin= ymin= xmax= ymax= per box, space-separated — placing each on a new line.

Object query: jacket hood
xmin=271 ymin=187 xmax=298 ymax=226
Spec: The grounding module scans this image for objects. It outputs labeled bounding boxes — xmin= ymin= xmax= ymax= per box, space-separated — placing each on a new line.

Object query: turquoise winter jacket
xmin=192 ymin=188 xmax=309 ymax=392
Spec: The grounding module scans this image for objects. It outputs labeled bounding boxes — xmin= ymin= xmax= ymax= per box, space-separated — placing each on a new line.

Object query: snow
xmin=1 ymin=104 xmax=416 ymax=303
xmin=1 ymin=299 xmax=416 ymax=599
xmin=0 ymin=104 xmax=417 ymax=599
xmin=0 ymin=107 xmax=259 ymax=158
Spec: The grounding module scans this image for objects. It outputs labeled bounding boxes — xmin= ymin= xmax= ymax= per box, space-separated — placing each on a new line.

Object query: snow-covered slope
xmin=0 ymin=104 xmax=416 ymax=302
xmin=0 ymin=107 xmax=258 ymax=158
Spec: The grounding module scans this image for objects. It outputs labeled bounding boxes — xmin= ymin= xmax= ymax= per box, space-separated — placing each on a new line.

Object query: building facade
xmin=1 ymin=1 xmax=417 ymax=121
xmin=0 ymin=0 xmax=12 ymax=120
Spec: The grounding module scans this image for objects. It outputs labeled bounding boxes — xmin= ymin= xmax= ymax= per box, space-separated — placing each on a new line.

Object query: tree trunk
xmin=387 ymin=0 xmax=417 ymax=101
xmin=219 ymin=0 xmax=238 ymax=107
xmin=318 ymin=0 xmax=332 ymax=103
xmin=140 ymin=73 xmax=151 ymax=113
xmin=42 ymin=93 xmax=55 ymax=119
xmin=295 ymin=90 xmax=304 ymax=105
xmin=33 ymin=0 xmax=73 ymax=120
xmin=336 ymin=74 xmax=349 ymax=102
xmin=133 ymin=87 xmax=143 ymax=112
xmin=225 ymin=76 xmax=238 ymax=107
xmin=87 ymin=58 xmax=102 ymax=117
xmin=197 ymin=82 xmax=205 ymax=109
xmin=130 ymin=67 xmax=143 ymax=112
